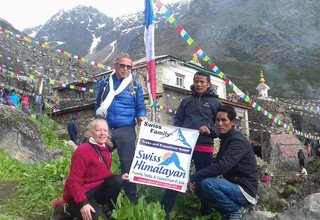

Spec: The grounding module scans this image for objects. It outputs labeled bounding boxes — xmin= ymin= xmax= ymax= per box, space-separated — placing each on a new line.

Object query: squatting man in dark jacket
xmin=187 ymin=105 xmax=258 ymax=219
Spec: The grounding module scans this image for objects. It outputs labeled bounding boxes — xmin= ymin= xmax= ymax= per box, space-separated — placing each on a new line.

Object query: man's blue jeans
xmin=196 ymin=177 xmax=248 ymax=215
xmin=161 ymin=151 xmax=213 ymax=214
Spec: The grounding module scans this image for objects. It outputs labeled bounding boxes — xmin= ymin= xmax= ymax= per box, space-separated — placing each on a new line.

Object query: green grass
xmin=0 ymin=115 xmax=72 ymax=219
xmin=0 ymin=115 xmax=236 ymax=219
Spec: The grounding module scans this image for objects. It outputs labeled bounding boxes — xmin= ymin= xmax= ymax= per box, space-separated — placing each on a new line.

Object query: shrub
xmin=111 ymin=192 xmax=166 ymax=220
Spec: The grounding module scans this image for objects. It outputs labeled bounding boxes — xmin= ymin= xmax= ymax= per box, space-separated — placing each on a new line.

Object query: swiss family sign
xmin=129 ymin=120 xmax=199 ymax=192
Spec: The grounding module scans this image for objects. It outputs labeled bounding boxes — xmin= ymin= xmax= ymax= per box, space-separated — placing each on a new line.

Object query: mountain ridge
xmin=1 ymin=0 xmax=320 ymax=99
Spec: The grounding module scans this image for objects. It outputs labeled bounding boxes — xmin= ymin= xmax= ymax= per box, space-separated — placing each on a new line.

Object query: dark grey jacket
xmin=190 ymin=128 xmax=258 ymax=197
xmin=174 ymin=86 xmax=222 ymax=146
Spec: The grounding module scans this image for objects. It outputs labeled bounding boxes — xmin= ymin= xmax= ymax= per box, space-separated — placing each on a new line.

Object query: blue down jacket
xmin=95 ymin=74 xmax=146 ymax=128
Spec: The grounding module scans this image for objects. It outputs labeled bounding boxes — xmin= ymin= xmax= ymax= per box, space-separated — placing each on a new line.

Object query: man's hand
xmin=122 ymin=173 xmax=130 ymax=181
xmin=187 ymin=181 xmax=195 ymax=195
xmin=199 ymin=126 xmax=210 ymax=135
xmin=137 ymin=116 xmax=147 ymax=125
xmin=80 ymin=204 xmax=95 ymax=220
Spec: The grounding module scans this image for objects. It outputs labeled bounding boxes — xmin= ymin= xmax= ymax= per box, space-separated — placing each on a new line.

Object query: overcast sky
xmin=0 ymin=0 xmax=179 ymax=30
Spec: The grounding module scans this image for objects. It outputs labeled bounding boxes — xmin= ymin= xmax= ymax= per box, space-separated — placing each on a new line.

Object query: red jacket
xmin=20 ymin=95 xmax=30 ymax=105
xmin=58 ymin=142 xmax=113 ymax=205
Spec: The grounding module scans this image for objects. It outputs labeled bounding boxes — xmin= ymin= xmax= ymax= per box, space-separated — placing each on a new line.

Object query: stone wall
xmin=248 ymin=98 xmax=307 ymax=171
xmin=51 ymin=105 xmax=96 ymax=143
xmin=270 ymin=134 xmax=305 ymax=170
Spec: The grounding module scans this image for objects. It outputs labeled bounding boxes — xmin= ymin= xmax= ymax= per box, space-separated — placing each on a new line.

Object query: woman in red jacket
xmin=52 ymin=118 xmax=129 ymax=220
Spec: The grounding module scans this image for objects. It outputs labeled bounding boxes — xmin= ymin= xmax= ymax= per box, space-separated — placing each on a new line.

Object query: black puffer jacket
xmin=174 ymin=85 xmax=222 ymax=146
xmin=190 ymin=128 xmax=258 ymax=197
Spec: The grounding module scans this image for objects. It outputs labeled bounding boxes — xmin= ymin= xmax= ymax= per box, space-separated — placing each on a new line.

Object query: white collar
xmin=89 ymin=137 xmax=106 ymax=148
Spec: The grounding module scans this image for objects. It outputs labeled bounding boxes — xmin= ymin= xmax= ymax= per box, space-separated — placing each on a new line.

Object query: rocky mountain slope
xmin=1 ymin=0 xmax=320 ymax=99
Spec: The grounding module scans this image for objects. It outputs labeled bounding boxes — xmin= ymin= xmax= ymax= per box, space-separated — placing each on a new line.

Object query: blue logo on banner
xmin=160 ymin=128 xmax=191 ymax=148
xmin=159 ymin=152 xmax=185 ymax=172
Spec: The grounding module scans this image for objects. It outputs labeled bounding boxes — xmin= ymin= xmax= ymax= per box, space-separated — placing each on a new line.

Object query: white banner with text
xmin=129 ymin=120 xmax=199 ymax=192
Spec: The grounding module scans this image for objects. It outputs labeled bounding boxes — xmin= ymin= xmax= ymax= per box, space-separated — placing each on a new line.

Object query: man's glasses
xmin=117 ymin=63 xmax=132 ymax=70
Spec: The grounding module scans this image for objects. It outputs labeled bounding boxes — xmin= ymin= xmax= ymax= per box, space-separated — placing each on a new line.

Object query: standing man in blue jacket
xmin=95 ymin=52 xmax=146 ymax=203
xmin=188 ymin=105 xmax=258 ymax=219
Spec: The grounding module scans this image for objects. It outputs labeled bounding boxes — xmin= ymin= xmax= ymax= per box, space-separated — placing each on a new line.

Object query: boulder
xmin=274 ymin=193 xmax=320 ymax=220
xmin=0 ymin=105 xmax=49 ymax=163
xmin=243 ymin=211 xmax=277 ymax=220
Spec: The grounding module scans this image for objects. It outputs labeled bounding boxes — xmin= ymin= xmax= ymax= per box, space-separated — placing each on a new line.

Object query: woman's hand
xmin=80 ymin=204 xmax=95 ymax=220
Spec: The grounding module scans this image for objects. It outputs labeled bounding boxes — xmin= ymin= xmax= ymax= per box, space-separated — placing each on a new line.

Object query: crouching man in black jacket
xmin=188 ymin=105 xmax=258 ymax=219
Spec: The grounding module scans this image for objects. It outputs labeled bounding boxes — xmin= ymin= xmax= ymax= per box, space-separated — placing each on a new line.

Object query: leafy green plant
xmin=111 ymin=192 xmax=166 ymax=220
xmin=0 ymin=149 xmax=25 ymax=180
xmin=261 ymin=198 xmax=279 ymax=213
xmin=316 ymin=159 xmax=320 ymax=171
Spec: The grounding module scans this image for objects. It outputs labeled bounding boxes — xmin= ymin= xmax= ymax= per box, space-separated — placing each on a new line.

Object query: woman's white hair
xmin=85 ymin=118 xmax=113 ymax=146
xmin=86 ymin=118 xmax=108 ymax=132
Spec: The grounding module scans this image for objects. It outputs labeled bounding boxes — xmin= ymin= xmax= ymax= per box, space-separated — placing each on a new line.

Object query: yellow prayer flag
xmin=168 ymin=16 xmax=175 ymax=24
xmin=203 ymin=56 xmax=209 ymax=62
xmin=186 ymin=37 xmax=194 ymax=45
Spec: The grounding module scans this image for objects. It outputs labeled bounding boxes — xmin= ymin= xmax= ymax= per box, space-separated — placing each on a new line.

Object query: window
xmin=175 ymin=73 xmax=185 ymax=88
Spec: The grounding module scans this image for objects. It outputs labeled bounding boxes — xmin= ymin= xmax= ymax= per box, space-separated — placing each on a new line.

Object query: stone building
xmin=133 ymin=55 xmax=251 ymax=137
xmin=50 ymin=54 xmax=251 ymax=140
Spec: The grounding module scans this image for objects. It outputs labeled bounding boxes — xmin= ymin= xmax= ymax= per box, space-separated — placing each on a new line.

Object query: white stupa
xmin=256 ymin=71 xmax=270 ymax=99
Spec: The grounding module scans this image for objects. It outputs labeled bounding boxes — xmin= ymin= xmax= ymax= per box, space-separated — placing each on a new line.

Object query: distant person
xmin=161 ymin=71 xmax=222 ymax=216
xmin=20 ymin=92 xmax=30 ymax=105
xmin=67 ymin=117 xmax=79 ymax=145
xmin=20 ymin=92 xmax=31 ymax=116
xmin=10 ymin=89 xmax=19 ymax=109
xmin=296 ymin=166 xmax=308 ymax=181
xmin=311 ymin=140 xmax=319 ymax=157
xmin=3 ymin=88 xmax=15 ymax=108
xmin=187 ymin=105 xmax=258 ymax=219
xmin=95 ymin=52 xmax=147 ymax=203
xmin=316 ymin=145 xmax=320 ymax=157
xmin=52 ymin=119 xmax=130 ymax=220
xmin=297 ymin=149 xmax=305 ymax=169
xmin=306 ymin=141 xmax=312 ymax=158
xmin=0 ymin=87 xmax=4 ymax=104
xmin=34 ymin=92 xmax=44 ymax=123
